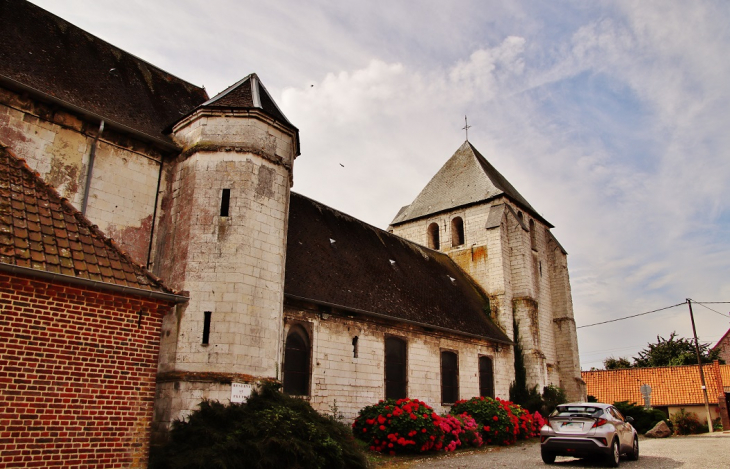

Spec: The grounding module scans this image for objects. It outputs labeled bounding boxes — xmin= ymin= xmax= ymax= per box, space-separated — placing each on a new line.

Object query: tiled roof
xmin=391 ymin=141 xmax=551 ymax=227
xmin=284 ymin=193 xmax=511 ymax=343
xmin=0 ymin=0 xmax=208 ymax=144
xmin=582 ymin=362 xmax=730 ymax=407
xmin=0 ymin=144 xmax=175 ymax=294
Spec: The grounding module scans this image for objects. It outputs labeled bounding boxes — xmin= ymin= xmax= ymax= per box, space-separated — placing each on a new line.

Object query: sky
xmin=30 ymin=0 xmax=730 ymax=370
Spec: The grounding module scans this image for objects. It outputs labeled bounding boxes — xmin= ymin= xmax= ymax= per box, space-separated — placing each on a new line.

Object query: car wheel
xmin=541 ymin=449 xmax=556 ymax=464
xmin=627 ymin=435 xmax=639 ymax=461
xmin=606 ymin=438 xmax=620 ymax=467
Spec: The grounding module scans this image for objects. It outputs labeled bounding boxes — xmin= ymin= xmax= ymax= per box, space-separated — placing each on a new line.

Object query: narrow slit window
xmin=352 ymin=336 xmax=359 ymax=358
xmin=202 ymin=311 xmax=212 ymax=345
xmin=529 ymin=219 xmax=537 ymax=250
xmin=220 ymin=189 xmax=231 ymax=217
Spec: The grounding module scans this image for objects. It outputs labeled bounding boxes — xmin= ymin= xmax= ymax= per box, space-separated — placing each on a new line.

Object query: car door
xmin=609 ymin=407 xmax=629 ymax=450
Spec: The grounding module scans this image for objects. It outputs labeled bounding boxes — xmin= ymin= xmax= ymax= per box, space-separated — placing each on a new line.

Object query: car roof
xmin=559 ymin=402 xmax=611 ymax=408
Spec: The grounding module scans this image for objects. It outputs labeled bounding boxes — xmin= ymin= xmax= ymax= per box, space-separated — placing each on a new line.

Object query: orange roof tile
xmin=582 ymin=362 xmax=729 ymax=407
xmin=0 ymin=144 xmax=175 ymax=295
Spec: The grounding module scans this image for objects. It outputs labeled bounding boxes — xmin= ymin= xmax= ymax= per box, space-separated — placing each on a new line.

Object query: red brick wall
xmin=0 ymin=273 xmax=171 ymax=468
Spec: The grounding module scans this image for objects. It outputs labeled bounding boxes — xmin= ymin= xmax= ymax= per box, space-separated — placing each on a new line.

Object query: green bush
xmin=353 ymin=398 xmax=442 ymax=453
xmin=670 ymin=408 xmax=703 ymax=435
xmin=541 ymin=385 xmax=567 ymax=415
xmin=613 ymin=401 xmax=667 ymax=434
xmin=150 ymin=382 xmax=367 ymax=469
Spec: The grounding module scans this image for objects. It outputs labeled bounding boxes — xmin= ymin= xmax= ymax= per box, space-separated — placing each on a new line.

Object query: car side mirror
xmin=626 ymin=416 xmax=634 ymax=423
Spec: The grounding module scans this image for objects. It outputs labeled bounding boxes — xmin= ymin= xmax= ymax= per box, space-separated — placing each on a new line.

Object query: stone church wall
xmin=0 ymin=271 xmax=172 ymax=468
xmin=0 ymin=87 xmax=167 ymax=264
xmin=390 ymin=198 xmax=584 ymax=400
xmin=284 ymin=305 xmax=513 ymax=420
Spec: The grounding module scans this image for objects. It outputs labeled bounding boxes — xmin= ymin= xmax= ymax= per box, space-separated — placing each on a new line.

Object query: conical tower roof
xmin=171 ymin=73 xmax=300 ymax=155
xmin=391 ymin=141 xmax=550 ymax=227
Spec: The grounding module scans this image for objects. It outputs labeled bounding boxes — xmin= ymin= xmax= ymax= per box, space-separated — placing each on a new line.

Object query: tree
xmin=632 ymin=332 xmax=723 ymax=368
xmin=603 ymin=356 xmax=632 ymax=369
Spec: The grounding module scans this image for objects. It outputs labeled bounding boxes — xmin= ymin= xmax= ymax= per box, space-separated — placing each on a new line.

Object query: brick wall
xmin=0 ymin=273 xmax=171 ymax=468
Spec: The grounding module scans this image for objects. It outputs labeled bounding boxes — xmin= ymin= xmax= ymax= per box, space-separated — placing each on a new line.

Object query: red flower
xmin=379 ymin=425 xmax=386 ymax=431
xmin=493 ymin=415 xmax=499 ymax=421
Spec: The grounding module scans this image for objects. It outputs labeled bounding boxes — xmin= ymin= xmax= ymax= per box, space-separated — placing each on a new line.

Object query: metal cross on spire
xmin=462 ymin=115 xmax=471 ymax=141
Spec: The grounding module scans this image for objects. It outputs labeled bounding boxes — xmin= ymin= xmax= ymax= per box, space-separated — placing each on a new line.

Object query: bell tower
xmin=151 ymin=74 xmax=300 ymax=435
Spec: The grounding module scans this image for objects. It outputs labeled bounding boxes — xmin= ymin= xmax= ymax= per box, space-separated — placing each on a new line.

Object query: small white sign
xmin=231 ymin=382 xmax=254 ymax=403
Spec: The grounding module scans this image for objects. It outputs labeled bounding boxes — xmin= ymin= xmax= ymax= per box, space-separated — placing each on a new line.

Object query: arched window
xmin=384 ymin=337 xmax=407 ymax=399
xmin=283 ymin=325 xmax=310 ymax=396
xmin=479 ymin=356 xmax=494 ymax=398
xmin=529 ymin=219 xmax=537 ymax=250
xmin=441 ymin=351 xmax=459 ymax=404
xmin=451 ymin=217 xmax=464 ymax=247
xmin=427 ymin=223 xmax=440 ymax=250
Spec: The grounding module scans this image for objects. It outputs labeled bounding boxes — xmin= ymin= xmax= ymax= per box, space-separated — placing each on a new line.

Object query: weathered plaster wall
xmin=0 ymin=88 xmax=165 ymax=264
xmin=283 ymin=306 xmax=513 ymax=420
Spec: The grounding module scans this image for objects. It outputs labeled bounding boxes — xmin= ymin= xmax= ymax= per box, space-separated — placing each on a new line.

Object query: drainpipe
xmin=81 ymin=120 xmax=105 ymax=215
xmin=146 ymin=159 xmax=164 ymax=269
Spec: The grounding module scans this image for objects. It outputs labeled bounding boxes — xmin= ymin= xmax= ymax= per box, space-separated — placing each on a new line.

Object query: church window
xmin=352 ymin=336 xmax=359 ymax=358
xmin=427 ymin=223 xmax=440 ymax=250
xmin=220 ymin=188 xmax=231 ymax=217
xmin=441 ymin=350 xmax=459 ymax=404
xmin=283 ymin=325 xmax=311 ymax=396
xmin=384 ymin=337 xmax=407 ymax=399
xmin=517 ymin=211 xmax=523 ymax=223
xmin=479 ymin=356 xmax=494 ymax=398
xmin=529 ymin=219 xmax=537 ymax=250
xmin=451 ymin=217 xmax=465 ymax=247
xmin=202 ymin=311 xmax=212 ymax=345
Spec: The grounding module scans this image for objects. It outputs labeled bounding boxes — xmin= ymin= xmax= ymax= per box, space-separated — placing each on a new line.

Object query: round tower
xmin=151 ymin=74 xmax=300 ymax=437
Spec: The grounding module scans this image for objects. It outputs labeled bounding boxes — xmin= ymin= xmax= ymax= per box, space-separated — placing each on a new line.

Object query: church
xmin=0 ymin=0 xmax=584 ymax=466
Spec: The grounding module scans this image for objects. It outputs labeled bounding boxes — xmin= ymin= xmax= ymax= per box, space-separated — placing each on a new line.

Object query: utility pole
xmin=687 ymin=298 xmax=713 ymax=433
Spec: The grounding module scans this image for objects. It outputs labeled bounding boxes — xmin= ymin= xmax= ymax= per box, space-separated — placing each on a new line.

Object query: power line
xmin=576 ymin=302 xmax=686 ymax=329
xmin=692 ymin=301 xmax=729 ymax=319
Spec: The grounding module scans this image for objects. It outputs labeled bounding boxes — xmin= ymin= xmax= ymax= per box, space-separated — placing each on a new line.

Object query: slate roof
xmin=0 ymin=0 xmax=208 ymax=144
xmin=284 ymin=192 xmax=511 ymax=343
xmin=0 ymin=144 xmax=175 ymax=295
xmin=181 ymin=73 xmax=300 ymax=154
xmin=582 ymin=362 xmax=730 ymax=407
xmin=391 ymin=141 xmax=551 ymax=227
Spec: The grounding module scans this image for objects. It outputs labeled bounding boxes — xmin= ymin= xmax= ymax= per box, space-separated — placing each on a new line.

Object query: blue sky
xmin=31 ymin=0 xmax=730 ymax=370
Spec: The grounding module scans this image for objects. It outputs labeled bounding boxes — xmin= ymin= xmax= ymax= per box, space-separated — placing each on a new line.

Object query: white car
xmin=540 ymin=402 xmax=639 ymax=466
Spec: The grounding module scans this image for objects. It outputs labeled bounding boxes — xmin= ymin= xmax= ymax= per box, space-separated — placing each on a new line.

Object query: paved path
xmin=410 ymin=432 xmax=730 ymax=468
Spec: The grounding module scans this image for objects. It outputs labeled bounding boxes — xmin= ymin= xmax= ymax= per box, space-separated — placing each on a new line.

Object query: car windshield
xmin=552 ymin=406 xmax=603 ymax=418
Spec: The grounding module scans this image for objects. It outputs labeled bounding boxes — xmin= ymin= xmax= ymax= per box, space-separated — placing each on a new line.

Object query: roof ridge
xmin=0 ymin=143 xmax=177 ymax=295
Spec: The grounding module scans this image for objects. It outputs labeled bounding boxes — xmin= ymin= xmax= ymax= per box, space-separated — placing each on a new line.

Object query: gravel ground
xmin=407 ymin=432 xmax=730 ymax=468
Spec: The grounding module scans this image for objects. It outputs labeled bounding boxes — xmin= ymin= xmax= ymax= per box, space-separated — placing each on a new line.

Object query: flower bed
xmin=354 ymin=396 xmax=543 ymax=455
xmin=352 ymin=398 xmax=442 ymax=454
xmin=451 ymin=396 xmax=542 ymax=445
